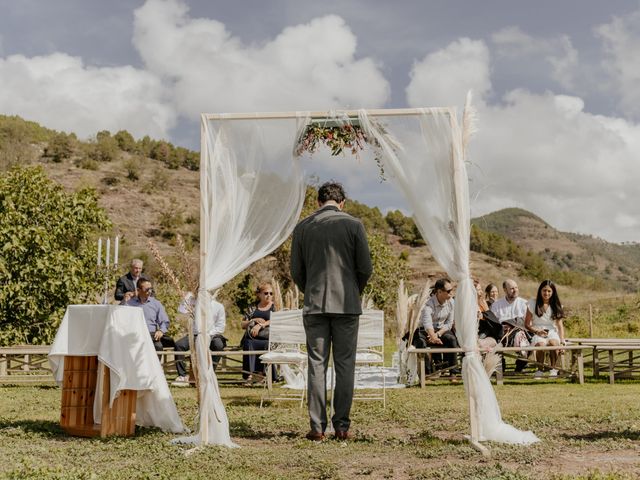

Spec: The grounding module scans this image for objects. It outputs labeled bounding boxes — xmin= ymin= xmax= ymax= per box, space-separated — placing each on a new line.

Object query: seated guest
xmin=475 ymin=278 xmax=500 ymax=351
xmin=173 ymin=295 xmax=227 ymax=386
xmin=114 ymin=258 xmax=149 ymax=302
xmin=241 ymin=281 xmax=276 ymax=385
xmin=525 ymin=280 xmax=565 ymax=379
xmin=484 ymin=283 xmax=499 ymax=308
xmin=491 ymin=279 xmax=529 ymax=372
xmin=412 ymin=278 xmax=459 ymax=374
xmin=125 ymin=278 xmax=175 ymax=351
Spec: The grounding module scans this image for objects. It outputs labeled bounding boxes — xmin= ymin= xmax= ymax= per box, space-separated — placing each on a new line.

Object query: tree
xmin=150 ymin=141 xmax=172 ymax=165
xmin=0 ymin=166 xmax=111 ymax=345
xmin=44 ymin=132 xmax=75 ymax=162
xmin=114 ymin=130 xmax=136 ymax=153
xmin=386 ymin=210 xmax=424 ymax=246
xmin=363 ymin=233 xmax=409 ymax=319
xmin=88 ymin=133 xmax=119 ymax=162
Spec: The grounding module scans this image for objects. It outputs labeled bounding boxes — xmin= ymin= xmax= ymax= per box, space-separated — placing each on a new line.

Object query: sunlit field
xmin=2 ymin=379 xmax=640 ymax=479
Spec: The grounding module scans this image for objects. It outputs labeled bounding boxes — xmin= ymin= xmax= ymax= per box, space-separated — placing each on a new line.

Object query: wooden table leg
xmin=577 ymin=351 xmax=584 ymax=385
xmin=609 ymin=350 xmax=615 ymax=385
xmin=419 ymin=354 xmax=425 ymax=388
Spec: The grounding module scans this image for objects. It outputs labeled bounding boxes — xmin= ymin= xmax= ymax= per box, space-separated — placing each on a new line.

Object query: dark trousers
xmin=304 ymin=314 xmax=359 ymax=434
xmin=150 ymin=333 xmax=175 ymax=352
xmin=175 ymin=334 xmax=226 ymax=378
xmin=241 ymin=334 xmax=269 ymax=379
xmin=412 ymin=328 xmax=459 ymax=369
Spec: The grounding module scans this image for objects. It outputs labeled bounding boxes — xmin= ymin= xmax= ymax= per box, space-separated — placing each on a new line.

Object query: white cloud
xmin=492 ymin=26 xmax=578 ymax=90
xmin=491 ymin=26 xmax=540 ymax=56
xmin=406 ymin=38 xmax=640 ymax=243
xmin=405 ymin=38 xmax=491 ymax=108
xmin=615 ymin=213 xmax=638 ymax=229
xmin=471 ymin=90 xmax=640 ymax=243
xmin=595 ymin=8 xmax=640 ymax=118
xmin=132 ymin=0 xmax=390 ymax=116
xmin=0 ymin=52 xmax=173 ymax=139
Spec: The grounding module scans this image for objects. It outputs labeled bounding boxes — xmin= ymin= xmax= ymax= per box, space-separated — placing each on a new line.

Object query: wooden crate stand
xmin=60 ymin=355 xmax=136 ymax=437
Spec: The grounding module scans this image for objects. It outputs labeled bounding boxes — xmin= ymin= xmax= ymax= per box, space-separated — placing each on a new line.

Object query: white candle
xmin=97 ymin=238 xmax=102 ymax=266
xmin=106 ymin=238 xmax=111 ymax=267
xmin=114 ymin=235 xmax=119 ymax=266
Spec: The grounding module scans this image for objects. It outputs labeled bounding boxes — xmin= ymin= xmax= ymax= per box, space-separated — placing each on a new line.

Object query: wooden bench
xmin=156 ymin=347 xmax=268 ymax=384
xmin=0 ymin=346 xmax=54 ymax=384
xmin=566 ymin=339 xmax=640 ymax=382
xmin=408 ymin=344 xmax=587 ymax=388
xmin=0 ymin=345 xmax=268 ymax=386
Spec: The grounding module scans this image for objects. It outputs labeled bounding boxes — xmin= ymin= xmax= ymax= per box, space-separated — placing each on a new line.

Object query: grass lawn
xmin=2 ymin=379 xmax=640 ymax=480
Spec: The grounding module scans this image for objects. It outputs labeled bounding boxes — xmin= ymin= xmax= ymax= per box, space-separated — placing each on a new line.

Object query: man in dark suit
xmin=290 ymin=181 xmax=372 ymax=441
xmin=114 ymin=258 xmax=148 ymax=302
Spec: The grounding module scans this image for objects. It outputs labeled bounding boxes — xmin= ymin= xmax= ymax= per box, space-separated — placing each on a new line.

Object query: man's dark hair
xmin=318 ymin=181 xmax=346 ymax=204
xmin=137 ymin=278 xmax=151 ymax=289
xmin=430 ymin=278 xmax=452 ymax=295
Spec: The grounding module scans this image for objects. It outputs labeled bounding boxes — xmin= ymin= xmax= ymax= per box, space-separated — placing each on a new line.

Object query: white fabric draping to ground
xmin=49 ymin=304 xmax=185 ymax=433
xmin=359 ymin=106 xmax=538 ymax=444
xmin=194 ymin=104 xmax=538 ymax=447
xmin=174 ymin=115 xmax=306 ymax=446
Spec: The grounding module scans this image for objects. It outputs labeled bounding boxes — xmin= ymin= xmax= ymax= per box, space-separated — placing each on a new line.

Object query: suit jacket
xmin=290 ymin=205 xmax=372 ymax=315
xmin=114 ymin=272 xmax=149 ymax=301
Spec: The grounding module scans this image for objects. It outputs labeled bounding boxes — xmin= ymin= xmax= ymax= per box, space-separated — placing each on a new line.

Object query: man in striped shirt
xmin=417 ymin=278 xmax=459 ymax=374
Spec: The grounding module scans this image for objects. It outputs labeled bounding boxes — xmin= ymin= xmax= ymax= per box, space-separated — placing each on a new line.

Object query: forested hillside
xmin=472 ymin=208 xmax=640 ymax=291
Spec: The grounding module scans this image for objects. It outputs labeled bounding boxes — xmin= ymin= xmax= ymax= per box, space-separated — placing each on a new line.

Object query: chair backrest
xmin=357 ymin=309 xmax=384 ymax=349
xmin=268 ymin=309 xmax=306 ymax=349
xmin=268 ymin=309 xmax=383 ymax=351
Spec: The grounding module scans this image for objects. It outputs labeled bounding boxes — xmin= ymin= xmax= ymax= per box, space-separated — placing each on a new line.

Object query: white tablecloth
xmin=49 ymin=305 xmax=185 ymax=433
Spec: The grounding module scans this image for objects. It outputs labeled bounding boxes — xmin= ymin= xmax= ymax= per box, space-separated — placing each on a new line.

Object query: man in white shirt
xmin=491 ymin=279 xmax=529 ymax=372
xmin=173 ymin=297 xmax=227 ymax=386
xmin=490 ymin=279 xmax=528 ymax=325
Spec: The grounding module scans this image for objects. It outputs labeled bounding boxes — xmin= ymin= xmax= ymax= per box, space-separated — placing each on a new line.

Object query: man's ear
xmin=338 ymin=200 xmax=345 ymax=210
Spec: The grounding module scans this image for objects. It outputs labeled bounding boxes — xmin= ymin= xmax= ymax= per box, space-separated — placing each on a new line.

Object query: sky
xmin=1 ymin=0 xmax=639 ymax=243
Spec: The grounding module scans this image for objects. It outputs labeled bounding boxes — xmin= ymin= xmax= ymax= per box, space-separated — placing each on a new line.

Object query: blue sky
xmin=1 ymin=0 xmax=639 ymax=242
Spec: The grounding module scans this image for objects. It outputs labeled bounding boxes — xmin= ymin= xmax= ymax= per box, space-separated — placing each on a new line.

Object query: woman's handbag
xmin=479 ymin=310 xmax=503 ymax=341
xmin=247 ymin=321 xmax=270 ymax=340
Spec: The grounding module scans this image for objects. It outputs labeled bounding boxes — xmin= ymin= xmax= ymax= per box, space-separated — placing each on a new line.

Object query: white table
xmin=49 ymin=305 xmax=185 ymax=434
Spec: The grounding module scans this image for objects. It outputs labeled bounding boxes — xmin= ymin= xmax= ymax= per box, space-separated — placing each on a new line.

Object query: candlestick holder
xmin=96 ymin=263 xmax=120 ymax=304
xmin=96 ymin=235 xmax=120 ymax=304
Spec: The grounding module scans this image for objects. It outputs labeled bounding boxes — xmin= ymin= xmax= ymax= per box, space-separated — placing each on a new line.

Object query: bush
xmin=386 ymin=210 xmax=425 ymax=246
xmin=123 ymin=157 xmax=141 ymax=181
xmin=0 ymin=166 xmax=111 ymax=345
xmin=44 ymin=132 xmax=75 ymax=162
xmin=114 ymin=130 xmax=136 ymax=153
xmin=364 ymin=233 xmax=409 ymax=317
xmin=87 ymin=133 xmax=119 ymax=162
xmin=101 ymin=175 xmax=120 ymax=186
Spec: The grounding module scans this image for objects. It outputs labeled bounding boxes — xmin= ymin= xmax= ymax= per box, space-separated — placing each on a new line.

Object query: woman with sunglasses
xmin=241 ymin=281 xmax=276 ymax=385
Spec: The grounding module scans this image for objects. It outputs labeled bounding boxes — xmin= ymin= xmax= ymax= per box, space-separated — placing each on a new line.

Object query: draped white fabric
xmin=359 ymin=108 xmax=539 ymax=445
xmin=49 ymin=305 xmax=185 ymax=433
xmin=173 ymin=116 xmax=306 ymax=446
xmin=187 ymin=106 xmax=537 ymax=447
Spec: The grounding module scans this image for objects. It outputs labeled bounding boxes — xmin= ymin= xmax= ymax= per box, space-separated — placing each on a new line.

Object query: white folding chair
xmin=327 ymin=309 xmax=386 ymax=426
xmin=259 ymin=309 xmax=307 ymax=407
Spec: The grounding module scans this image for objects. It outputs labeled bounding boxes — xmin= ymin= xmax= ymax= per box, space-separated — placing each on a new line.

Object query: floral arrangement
xmin=295 ymin=122 xmax=387 ymax=180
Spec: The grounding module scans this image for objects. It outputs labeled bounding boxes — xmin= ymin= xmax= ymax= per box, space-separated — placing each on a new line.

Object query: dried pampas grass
xmin=483 ymin=351 xmax=501 ymax=378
